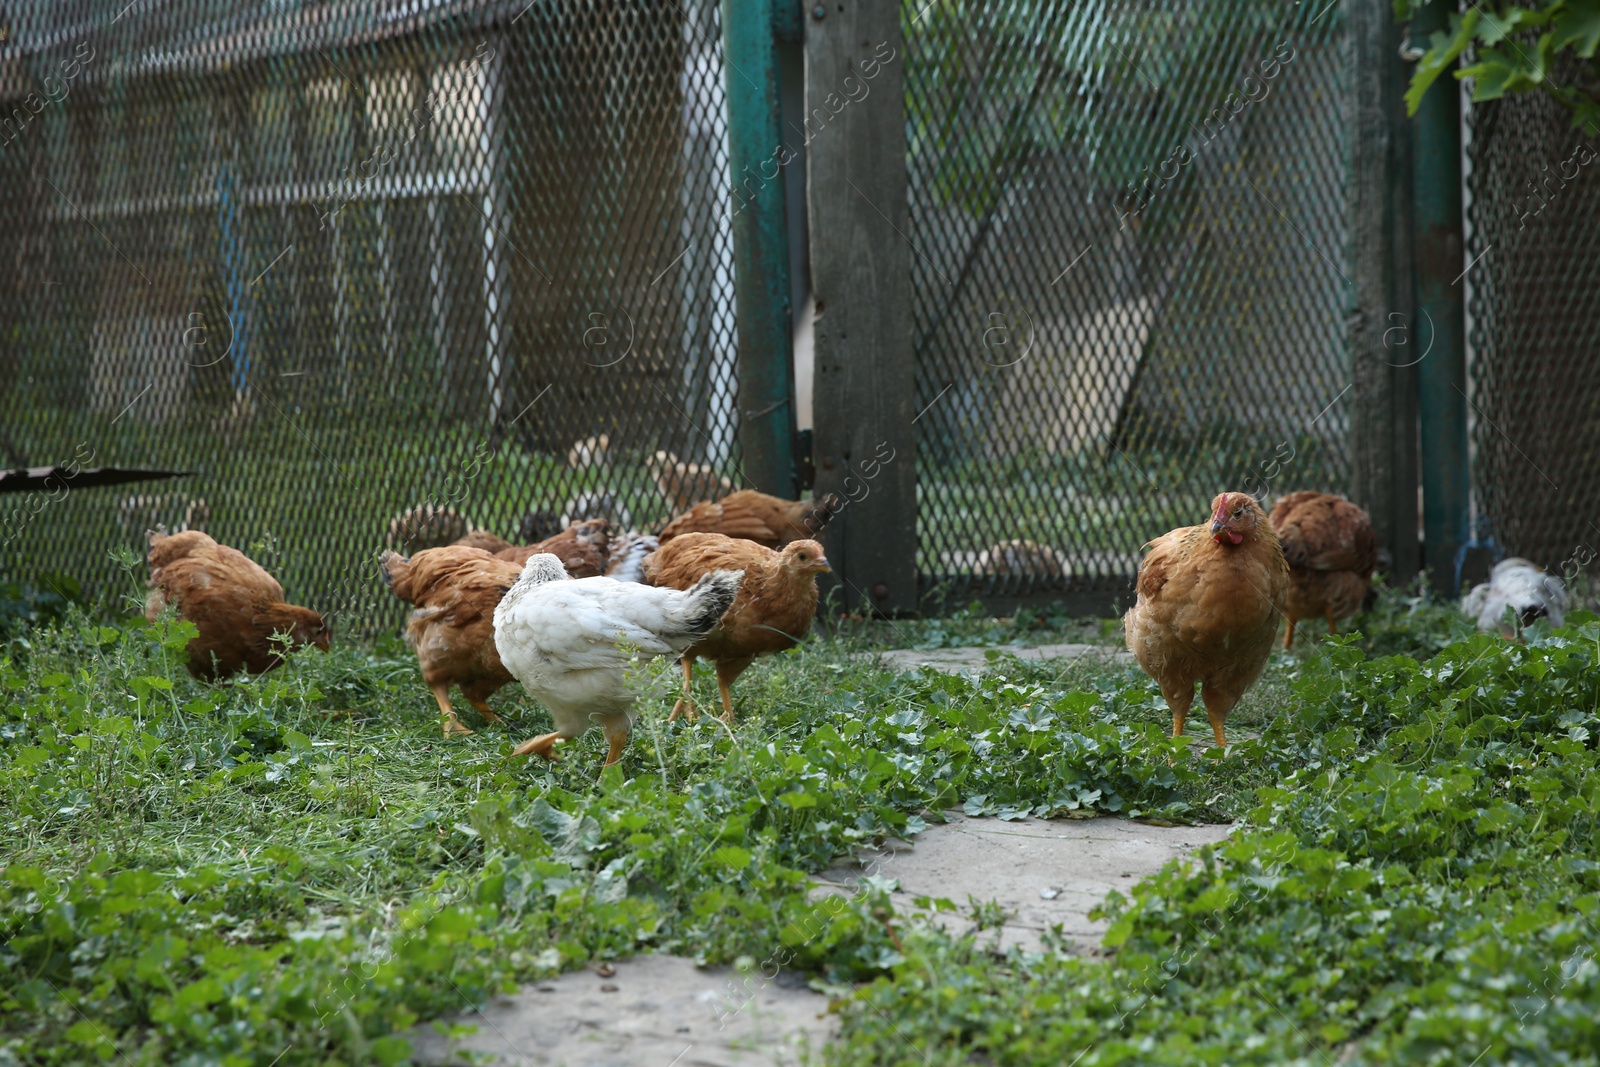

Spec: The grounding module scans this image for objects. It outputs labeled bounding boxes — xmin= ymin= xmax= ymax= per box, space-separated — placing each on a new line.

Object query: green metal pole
xmin=1410 ymin=0 xmax=1469 ymax=598
xmin=721 ymin=0 xmax=797 ymax=497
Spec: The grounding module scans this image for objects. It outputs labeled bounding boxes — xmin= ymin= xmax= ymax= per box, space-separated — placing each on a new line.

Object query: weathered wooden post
xmin=1347 ymin=0 xmax=1420 ymax=588
xmin=804 ymin=1 xmax=918 ymax=615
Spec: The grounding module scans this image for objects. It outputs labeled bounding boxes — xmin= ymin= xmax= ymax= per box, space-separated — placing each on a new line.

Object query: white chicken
xmin=1461 ymin=558 xmax=1569 ymax=636
xmin=492 ymin=553 xmax=742 ymax=774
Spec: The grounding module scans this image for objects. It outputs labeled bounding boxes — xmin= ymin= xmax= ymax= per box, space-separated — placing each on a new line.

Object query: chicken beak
xmin=812 ymin=556 xmax=833 ymax=573
xmin=1210 ymin=519 xmax=1227 ymax=535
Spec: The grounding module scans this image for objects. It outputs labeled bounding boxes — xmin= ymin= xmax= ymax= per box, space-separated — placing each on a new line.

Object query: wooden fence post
xmin=805 ymin=2 xmax=917 ymax=615
xmin=1347 ymin=0 xmax=1421 ymax=589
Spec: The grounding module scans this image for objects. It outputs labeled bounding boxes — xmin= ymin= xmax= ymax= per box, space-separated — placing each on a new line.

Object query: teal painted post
xmin=1410 ymin=0 xmax=1470 ymax=597
xmin=721 ymin=0 xmax=797 ymax=497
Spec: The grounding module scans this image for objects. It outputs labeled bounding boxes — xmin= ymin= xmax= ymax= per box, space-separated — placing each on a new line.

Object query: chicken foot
xmin=431 ymin=683 xmax=475 ymax=737
xmin=512 ymin=732 xmax=564 ymax=760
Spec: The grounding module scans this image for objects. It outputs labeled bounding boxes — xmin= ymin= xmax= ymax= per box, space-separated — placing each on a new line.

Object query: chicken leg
xmin=1200 ymin=678 xmax=1243 ymax=751
xmin=1163 ymin=682 xmax=1195 ymax=742
xmin=668 ymin=657 xmax=699 ymax=723
xmin=467 ymin=698 xmax=504 ymax=725
xmin=1283 ymin=617 xmax=1298 ymax=649
xmin=430 ymin=682 xmax=474 ymax=737
xmin=598 ymin=717 xmax=630 ymax=781
xmin=714 ymin=657 xmax=755 ymax=724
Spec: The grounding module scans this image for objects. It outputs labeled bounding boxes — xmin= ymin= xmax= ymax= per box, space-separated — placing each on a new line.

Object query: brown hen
xmin=453 ymin=529 xmax=514 ymax=554
xmin=380 ymin=546 xmax=523 ymax=736
xmin=146 ymin=530 xmax=329 ymax=680
xmin=492 ymin=518 xmax=612 ymax=576
xmin=1269 ymin=491 xmax=1378 ymax=648
xmin=645 ymin=450 xmax=735 ymax=515
xmin=642 ymin=533 xmax=830 ymax=722
xmin=1124 ymin=492 xmax=1288 ymax=750
xmin=658 ymin=490 xmax=843 ymax=549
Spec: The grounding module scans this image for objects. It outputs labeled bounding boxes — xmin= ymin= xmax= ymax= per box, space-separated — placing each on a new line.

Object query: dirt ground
xmin=410 ymin=814 xmax=1230 ymax=1066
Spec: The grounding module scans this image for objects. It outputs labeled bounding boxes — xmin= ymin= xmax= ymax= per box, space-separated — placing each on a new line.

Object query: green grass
xmin=0 ymin=584 xmax=1595 ymax=1065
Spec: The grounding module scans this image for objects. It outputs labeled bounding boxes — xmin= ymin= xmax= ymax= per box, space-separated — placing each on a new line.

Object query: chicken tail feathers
xmin=679 ymin=569 xmax=742 ymax=638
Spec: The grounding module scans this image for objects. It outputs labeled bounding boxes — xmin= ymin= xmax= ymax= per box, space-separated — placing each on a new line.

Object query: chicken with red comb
xmin=1124 ymin=492 xmax=1289 ymax=750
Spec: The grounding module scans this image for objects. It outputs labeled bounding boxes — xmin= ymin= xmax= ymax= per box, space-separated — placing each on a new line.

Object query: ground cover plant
xmin=0 ymin=582 xmax=1594 ymax=1065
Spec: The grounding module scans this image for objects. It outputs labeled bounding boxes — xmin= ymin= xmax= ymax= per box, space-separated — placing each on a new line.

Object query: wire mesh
xmin=0 ymin=0 xmax=740 ymax=628
xmin=1464 ymin=64 xmax=1600 ymax=571
xmin=903 ymin=0 xmax=1351 ymax=599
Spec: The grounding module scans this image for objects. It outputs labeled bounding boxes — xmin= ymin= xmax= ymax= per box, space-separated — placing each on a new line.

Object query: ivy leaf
xmin=1551 ymin=0 xmax=1600 ymax=57
xmin=1405 ymin=13 xmax=1480 ymax=115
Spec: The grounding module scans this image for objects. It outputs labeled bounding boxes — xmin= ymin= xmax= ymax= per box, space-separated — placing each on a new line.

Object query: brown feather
xmin=146 ymin=530 xmax=329 ymax=680
xmin=380 ymin=546 xmax=522 ymax=705
xmin=1269 ymin=491 xmax=1378 ymax=633
xmin=492 ymin=518 xmax=612 ymax=577
xmin=658 ymin=490 xmax=842 ymax=549
xmin=644 ymin=533 xmax=829 ymax=716
xmin=1123 ymin=492 xmax=1289 ymax=746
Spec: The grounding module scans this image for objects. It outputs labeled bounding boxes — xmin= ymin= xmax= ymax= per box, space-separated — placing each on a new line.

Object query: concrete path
xmin=410 ymin=815 xmax=1228 ymax=1065
xmin=408 ymin=953 xmax=834 ymax=1067
xmin=814 ymin=813 xmax=1233 ymax=955
xmin=868 ymin=642 xmax=1132 ymax=675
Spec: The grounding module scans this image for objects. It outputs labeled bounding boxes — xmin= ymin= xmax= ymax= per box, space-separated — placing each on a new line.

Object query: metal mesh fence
xmin=903 ymin=1 xmax=1351 ymax=599
xmin=1464 ymin=65 xmax=1600 ymax=571
xmin=0 ymin=0 xmax=739 ymax=627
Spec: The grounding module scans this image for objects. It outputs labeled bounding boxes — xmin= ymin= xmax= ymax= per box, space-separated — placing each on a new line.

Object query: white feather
xmin=1461 ymin=557 xmax=1569 ymax=632
xmin=493 ymin=553 xmax=740 ymax=742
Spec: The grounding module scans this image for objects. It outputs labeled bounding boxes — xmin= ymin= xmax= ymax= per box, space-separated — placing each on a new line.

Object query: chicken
xmin=145 ymin=530 xmax=330 ymax=680
xmin=1462 ymin=558 xmax=1568 ymax=636
xmin=1269 ymin=491 xmax=1378 ymax=648
xmin=388 ymin=504 xmax=472 ymax=554
xmin=568 ymin=434 xmax=610 ymax=469
xmin=518 ymin=508 xmax=563 ymax=544
xmin=493 ymin=553 xmax=742 ymax=775
xmin=976 ymin=539 xmax=1066 ymax=583
xmin=119 ymin=495 xmax=208 ymax=544
xmin=494 ymin=518 xmax=612 ymax=576
xmin=563 ymin=489 xmax=633 ymax=532
xmin=380 ymin=546 xmax=523 ymax=736
xmin=645 ymin=450 xmax=735 ymax=515
xmin=1124 ymin=492 xmax=1289 ymax=750
xmin=454 ymin=529 xmax=513 ymax=554
xmin=642 ymin=534 xmax=830 ymax=723
xmin=657 ymin=490 xmax=843 ymax=549
xmin=605 ymin=532 xmax=660 ymax=583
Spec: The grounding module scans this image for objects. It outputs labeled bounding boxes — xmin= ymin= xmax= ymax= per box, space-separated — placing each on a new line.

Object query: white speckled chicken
xmin=1462 ymin=558 xmax=1568 ymax=636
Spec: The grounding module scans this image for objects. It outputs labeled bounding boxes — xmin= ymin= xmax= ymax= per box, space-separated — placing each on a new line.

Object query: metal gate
xmin=902 ymin=0 xmax=1351 ymax=609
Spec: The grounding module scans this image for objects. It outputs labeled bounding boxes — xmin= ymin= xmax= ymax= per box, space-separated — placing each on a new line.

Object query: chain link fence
xmin=1 ymin=0 xmax=740 ymax=626
xmin=1464 ymin=63 xmax=1600 ymax=572
xmin=903 ymin=1 xmax=1351 ymax=600
xmin=12 ymin=1 xmax=1581 ymax=625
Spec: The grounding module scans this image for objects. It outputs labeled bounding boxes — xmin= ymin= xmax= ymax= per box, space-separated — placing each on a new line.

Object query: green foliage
xmin=1396 ymin=0 xmax=1600 ymax=131
xmin=827 ymin=622 xmax=1600 ymax=1064
xmin=3 ymin=592 xmax=1596 ymax=1064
